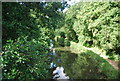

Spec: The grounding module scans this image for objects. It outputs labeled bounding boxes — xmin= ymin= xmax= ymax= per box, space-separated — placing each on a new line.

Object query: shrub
xmin=2 ymin=36 xmax=50 ymax=80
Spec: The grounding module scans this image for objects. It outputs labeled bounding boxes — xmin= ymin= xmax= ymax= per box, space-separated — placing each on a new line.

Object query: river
xmin=48 ymin=40 xmax=119 ymax=80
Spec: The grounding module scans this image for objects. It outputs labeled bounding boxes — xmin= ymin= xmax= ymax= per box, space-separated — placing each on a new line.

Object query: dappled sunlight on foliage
xmin=2 ymin=36 xmax=50 ymax=80
xmin=2 ymin=1 xmax=120 ymax=80
xmin=2 ymin=2 xmax=67 ymax=80
xmin=63 ymin=2 xmax=120 ymax=59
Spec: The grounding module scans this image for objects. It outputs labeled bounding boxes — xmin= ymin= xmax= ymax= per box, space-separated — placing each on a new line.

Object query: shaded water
xmin=49 ymin=40 xmax=119 ymax=80
xmin=49 ymin=47 xmax=107 ymax=80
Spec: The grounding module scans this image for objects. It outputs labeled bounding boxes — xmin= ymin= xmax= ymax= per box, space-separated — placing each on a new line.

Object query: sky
xmin=63 ymin=0 xmax=80 ymax=12
xmin=65 ymin=0 xmax=80 ymax=5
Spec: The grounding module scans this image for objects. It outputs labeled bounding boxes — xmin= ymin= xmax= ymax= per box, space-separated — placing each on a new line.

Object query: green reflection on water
xmin=53 ymin=47 xmax=119 ymax=79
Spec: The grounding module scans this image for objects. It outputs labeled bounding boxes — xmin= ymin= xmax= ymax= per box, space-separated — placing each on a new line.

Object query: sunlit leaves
xmin=2 ymin=36 xmax=49 ymax=80
xmin=2 ymin=2 xmax=67 ymax=80
xmin=64 ymin=2 xmax=119 ymax=55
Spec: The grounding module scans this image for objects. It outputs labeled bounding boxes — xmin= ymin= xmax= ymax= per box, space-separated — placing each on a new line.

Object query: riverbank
xmin=54 ymin=46 xmax=120 ymax=79
xmin=70 ymin=42 xmax=120 ymax=72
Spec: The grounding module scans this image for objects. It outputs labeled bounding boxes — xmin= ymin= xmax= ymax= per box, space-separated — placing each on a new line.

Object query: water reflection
xmin=53 ymin=67 xmax=69 ymax=80
xmin=48 ymin=46 xmax=119 ymax=80
xmin=49 ymin=40 xmax=70 ymax=80
xmin=54 ymin=49 xmax=106 ymax=79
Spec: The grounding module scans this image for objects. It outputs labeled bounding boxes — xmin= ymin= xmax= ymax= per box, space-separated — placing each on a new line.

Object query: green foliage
xmin=2 ymin=2 xmax=65 ymax=44
xmin=2 ymin=36 xmax=50 ymax=80
xmin=64 ymin=2 xmax=120 ymax=57
xmin=57 ymin=37 xmax=65 ymax=47
xmin=60 ymin=32 xmax=65 ymax=38
xmin=54 ymin=31 xmax=71 ymax=47
xmin=66 ymin=28 xmax=79 ymax=43
xmin=2 ymin=1 xmax=120 ymax=80
xmin=64 ymin=39 xmax=70 ymax=46
xmin=2 ymin=2 xmax=68 ymax=80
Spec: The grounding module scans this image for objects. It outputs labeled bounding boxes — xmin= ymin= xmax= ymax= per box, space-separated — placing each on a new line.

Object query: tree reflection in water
xmin=53 ymin=48 xmax=119 ymax=80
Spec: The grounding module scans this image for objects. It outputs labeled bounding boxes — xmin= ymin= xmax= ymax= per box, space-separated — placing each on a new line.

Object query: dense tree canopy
xmin=2 ymin=2 xmax=66 ymax=44
xmin=2 ymin=2 xmax=67 ymax=80
xmin=64 ymin=2 xmax=120 ymax=56
xmin=1 ymin=1 xmax=120 ymax=80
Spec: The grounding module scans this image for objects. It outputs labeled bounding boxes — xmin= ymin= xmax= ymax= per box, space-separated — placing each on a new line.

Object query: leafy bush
xmin=57 ymin=37 xmax=65 ymax=47
xmin=64 ymin=39 xmax=70 ymax=46
xmin=60 ymin=32 xmax=66 ymax=38
xmin=2 ymin=36 xmax=50 ymax=80
xmin=64 ymin=2 xmax=120 ymax=57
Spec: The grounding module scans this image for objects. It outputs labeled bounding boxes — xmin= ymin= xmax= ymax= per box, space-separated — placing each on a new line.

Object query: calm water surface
xmin=49 ymin=47 xmax=108 ymax=80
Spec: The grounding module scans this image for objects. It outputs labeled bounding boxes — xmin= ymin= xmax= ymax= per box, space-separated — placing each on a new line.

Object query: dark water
xmin=49 ymin=47 xmax=119 ymax=80
xmin=50 ymin=47 xmax=101 ymax=80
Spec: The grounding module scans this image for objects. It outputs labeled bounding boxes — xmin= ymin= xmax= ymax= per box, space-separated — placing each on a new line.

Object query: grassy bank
xmin=81 ymin=50 xmax=120 ymax=79
xmin=68 ymin=42 xmax=120 ymax=79
xmin=70 ymin=42 xmax=119 ymax=61
xmin=55 ymin=46 xmax=120 ymax=79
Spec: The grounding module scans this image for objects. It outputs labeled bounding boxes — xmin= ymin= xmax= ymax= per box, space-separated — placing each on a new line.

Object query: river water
xmin=48 ymin=40 xmax=119 ymax=80
xmin=49 ymin=47 xmax=104 ymax=80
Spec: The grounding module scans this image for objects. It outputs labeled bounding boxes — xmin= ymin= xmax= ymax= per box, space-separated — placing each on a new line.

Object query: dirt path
xmin=105 ymin=59 xmax=120 ymax=72
xmin=84 ymin=47 xmax=120 ymax=72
